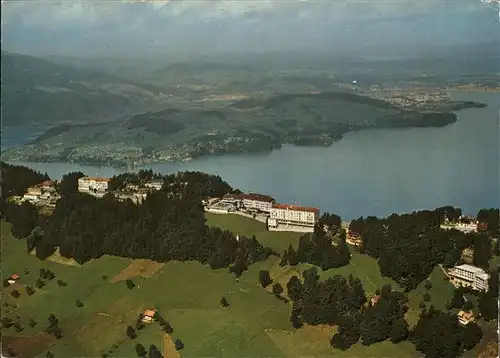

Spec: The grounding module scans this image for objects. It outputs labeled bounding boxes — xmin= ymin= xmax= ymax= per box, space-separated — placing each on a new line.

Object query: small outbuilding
xmin=370 ymin=295 xmax=381 ymax=306
xmin=7 ymin=274 xmax=20 ymax=285
xmin=457 ymin=310 xmax=475 ymax=326
xmin=141 ymin=309 xmax=157 ymax=323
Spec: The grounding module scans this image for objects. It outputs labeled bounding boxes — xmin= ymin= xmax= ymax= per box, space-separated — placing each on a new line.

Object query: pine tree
xmin=220 ymin=297 xmax=229 ymax=307
xmin=126 ymin=325 xmax=137 ymax=339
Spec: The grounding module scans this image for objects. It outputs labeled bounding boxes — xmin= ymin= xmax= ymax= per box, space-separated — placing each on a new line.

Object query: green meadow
xmin=4 ymin=214 xmax=461 ymax=357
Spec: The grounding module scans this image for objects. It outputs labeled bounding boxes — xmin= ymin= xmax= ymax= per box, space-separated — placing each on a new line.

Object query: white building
xmin=240 ymin=193 xmax=275 ymax=212
xmin=144 ymin=180 xmax=163 ymax=191
xmin=449 ymin=264 xmax=490 ymax=292
xmin=221 ymin=194 xmax=242 ymax=205
xmin=78 ymin=177 xmax=110 ymax=196
xmin=269 ymin=204 xmax=320 ymax=228
xmin=22 ymin=187 xmax=42 ymax=203
xmin=440 ymin=222 xmax=478 ymax=233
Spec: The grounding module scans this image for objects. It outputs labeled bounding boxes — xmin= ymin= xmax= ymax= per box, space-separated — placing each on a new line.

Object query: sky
xmin=1 ymin=0 xmax=499 ymax=60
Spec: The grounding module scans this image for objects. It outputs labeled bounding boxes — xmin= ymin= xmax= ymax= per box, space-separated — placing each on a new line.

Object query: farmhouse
xmin=370 ymin=295 xmax=381 ymax=306
xmin=268 ymin=204 xmax=320 ymax=228
xmin=141 ymin=309 xmax=157 ymax=323
xmin=347 ymin=230 xmax=363 ymax=247
xmin=449 ymin=264 xmax=490 ymax=292
xmin=457 ymin=310 xmax=475 ymax=326
xmin=7 ymin=274 xmax=20 ymax=285
xmin=23 ymin=187 xmax=42 ymax=203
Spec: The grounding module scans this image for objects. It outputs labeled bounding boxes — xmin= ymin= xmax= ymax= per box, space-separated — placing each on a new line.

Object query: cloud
xmin=1 ymin=0 xmax=497 ymax=58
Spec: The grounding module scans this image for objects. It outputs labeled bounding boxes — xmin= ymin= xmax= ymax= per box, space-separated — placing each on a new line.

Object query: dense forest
xmin=280 ymin=223 xmax=351 ymax=270
xmin=1 ymin=162 xmax=49 ymax=201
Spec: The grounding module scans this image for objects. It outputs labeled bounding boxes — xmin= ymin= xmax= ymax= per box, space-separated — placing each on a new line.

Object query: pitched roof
xmin=371 ymin=295 xmax=381 ymax=305
xmin=454 ymin=264 xmax=486 ymax=274
xmin=458 ymin=310 xmax=474 ymax=320
xmin=9 ymin=274 xmax=20 ymax=280
xmin=80 ymin=177 xmax=110 ymax=182
xmin=143 ymin=309 xmax=157 ymax=317
xmin=272 ymin=203 xmax=320 ymax=213
xmin=241 ymin=193 xmax=275 ymax=203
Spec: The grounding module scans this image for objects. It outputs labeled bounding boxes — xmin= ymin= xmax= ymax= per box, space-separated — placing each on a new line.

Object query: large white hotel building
xmin=78 ymin=177 xmax=111 ymax=197
xmin=268 ymin=204 xmax=320 ymax=228
xmin=449 ymin=264 xmax=490 ymax=292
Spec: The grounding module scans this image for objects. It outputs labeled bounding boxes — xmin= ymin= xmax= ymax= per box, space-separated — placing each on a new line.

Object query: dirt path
xmin=162 ymin=333 xmax=180 ymax=358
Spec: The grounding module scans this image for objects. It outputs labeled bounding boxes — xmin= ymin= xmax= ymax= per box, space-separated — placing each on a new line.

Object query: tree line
xmin=348 ymin=206 xmax=495 ymax=291
xmin=269 ymin=267 xmax=484 ymax=357
xmin=280 ymin=223 xmax=351 ymax=270
xmin=3 ymin=165 xmax=275 ymax=277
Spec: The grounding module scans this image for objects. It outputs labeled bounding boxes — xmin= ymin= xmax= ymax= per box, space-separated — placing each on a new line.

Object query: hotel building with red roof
xmin=269 ymin=203 xmax=320 ymax=228
xmin=78 ymin=176 xmax=111 ymax=197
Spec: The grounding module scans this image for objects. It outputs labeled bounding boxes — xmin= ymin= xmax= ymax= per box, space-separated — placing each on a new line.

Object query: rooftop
xmin=454 ymin=264 xmax=487 ymax=274
xmin=80 ymin=177 xmax=111 ymax=182
xmin=272 ymin=204 xmax=320 ymax=213
xmin=458 ymin=310 xmax=474 ymax=320
xmin=37 ymin=180 xmax=54 ymax=187
xmin=241 ymin=193 xmax=275 ymax=203
xmin=476 ymin=273 xmax=490 ymax=280
xmin=143 ymin=309 xmax=157 ymax=317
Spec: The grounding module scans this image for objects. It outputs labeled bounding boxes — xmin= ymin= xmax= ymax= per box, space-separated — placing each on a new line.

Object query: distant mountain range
xmin=1 ymin=52 xmax=166 ymax=127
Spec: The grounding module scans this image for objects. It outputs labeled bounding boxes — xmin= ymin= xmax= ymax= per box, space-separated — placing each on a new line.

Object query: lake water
xmin=4 ymin=92 xmax=499 ymax=220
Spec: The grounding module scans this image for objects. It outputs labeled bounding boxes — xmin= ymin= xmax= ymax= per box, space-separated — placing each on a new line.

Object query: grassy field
xmin=2 ymin=219 xmax=421 ymax=358
xmin=205 ymin=212 xmax=302 ymax=253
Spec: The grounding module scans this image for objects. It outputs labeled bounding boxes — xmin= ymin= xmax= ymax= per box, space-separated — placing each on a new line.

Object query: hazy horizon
xmin=2 ymin=0 xmax=499 ymax=62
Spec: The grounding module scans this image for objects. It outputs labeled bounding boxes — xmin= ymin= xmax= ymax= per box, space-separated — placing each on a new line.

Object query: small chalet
xmin=370 ymin=295 xmax=381 ymax=306
xmin=346 ymin=230 xmax=363 ymax=247
xmin=141 ymin=309 xmax=157 ymax=323
xmin=457 ymin=310 xmax=475 ymax=326
xmin=7 ymin=274 xmax=20 ymax=285
xmin=477 ymin=222 xmax=488 ymax=232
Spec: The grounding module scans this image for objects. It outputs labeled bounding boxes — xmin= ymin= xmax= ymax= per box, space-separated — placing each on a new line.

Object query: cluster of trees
xmin=410 ymin=306 xmax=483 ymax=357
xmin=349 ymin=206 xmax=495 ymax=290
xmin=319 ymin=212 xmax=342 ymax=234
xmin=477 ymin=267 xmax=499 ymax=321
xmin=477 ymin=208 xmax=500 ymax=236
xmin=132 ymin=343 xmax=165 ymax=357
xmin=330 ymin=285 xmax=409 ymax=350
xmin=46 ymin=314 xmax=63 ymax=339
xmin=0 ymin=161 xmax=49 ymax=201
xmin=107 ymin=169 xmax=241 ymax=199
xmin=286 ymin=267 xmax=367 ymax=328
xmin=280 ymin=268 xmax=483 ymax=357
xmin=33 ymin=189 xmax=273 ymax=270
xmin=280 ymin=224 xmax=350 ymax=270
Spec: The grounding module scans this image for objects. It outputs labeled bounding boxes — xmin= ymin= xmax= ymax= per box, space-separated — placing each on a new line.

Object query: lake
xmin=4 ymin=92 xmax=499 ymax=220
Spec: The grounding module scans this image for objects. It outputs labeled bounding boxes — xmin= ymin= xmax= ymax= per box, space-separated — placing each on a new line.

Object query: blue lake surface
xmin=4 ymin=92 xmax=499 ymax=220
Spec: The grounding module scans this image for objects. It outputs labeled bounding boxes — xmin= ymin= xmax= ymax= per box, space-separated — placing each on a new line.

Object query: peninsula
xmin=1 ymin=92 xmax=485 ymax=167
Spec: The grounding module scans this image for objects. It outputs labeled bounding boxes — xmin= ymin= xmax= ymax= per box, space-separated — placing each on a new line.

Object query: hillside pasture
xmin=110 ymin=259 xmax=164 ymax=283
xmin=205 ymin=212 xmax=302 ymax=253
xmin=2 ymin=220 xmax=419 ymax=358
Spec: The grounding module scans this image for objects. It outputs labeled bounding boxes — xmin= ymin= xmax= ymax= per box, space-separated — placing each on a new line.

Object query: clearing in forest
xmin=110 ymin=259 xmax=164 ymax=283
